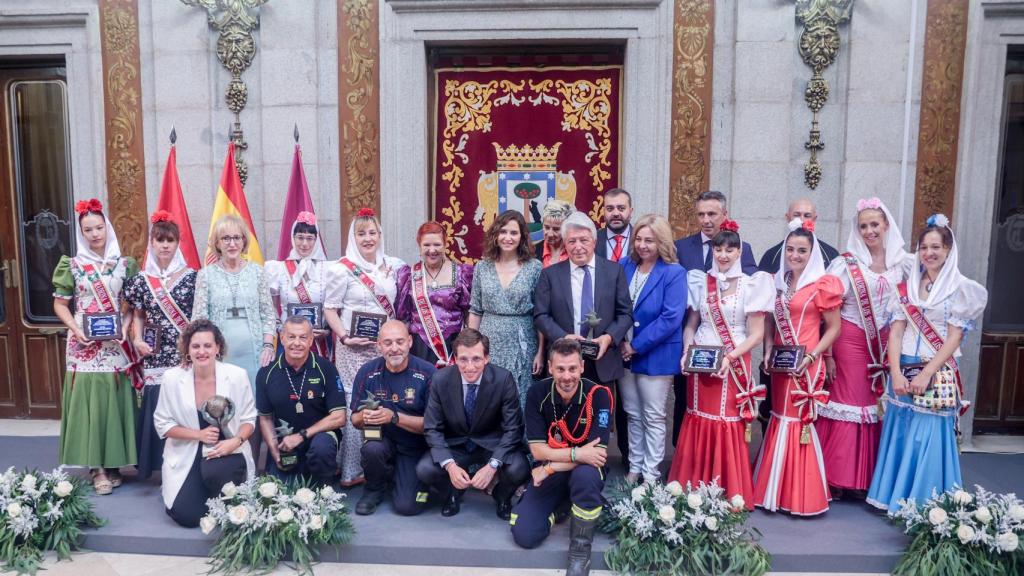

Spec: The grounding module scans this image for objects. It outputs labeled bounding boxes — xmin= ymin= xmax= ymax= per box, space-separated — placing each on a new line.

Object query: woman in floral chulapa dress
xmin=53 ymin=198 xmax=139 ymax=495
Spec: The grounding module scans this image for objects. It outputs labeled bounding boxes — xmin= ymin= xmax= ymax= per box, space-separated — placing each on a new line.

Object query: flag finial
xmin=170 ymin=126 xmax=177 ymax=145
xmin=294 ymin=123 xmax=299 ymax=143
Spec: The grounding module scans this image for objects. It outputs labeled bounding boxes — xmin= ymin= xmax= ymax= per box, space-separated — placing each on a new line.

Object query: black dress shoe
xmin=495 ymin=497 xmax=513 ymax=521
xmin=355 ymin=489 xmax=385 ymax=516
xmin=442 ymin=491 xmax=462 ymax=517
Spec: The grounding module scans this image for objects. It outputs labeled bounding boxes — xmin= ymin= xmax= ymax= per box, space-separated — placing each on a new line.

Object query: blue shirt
xmin=350 ymin=355 xmax=435 ymax=455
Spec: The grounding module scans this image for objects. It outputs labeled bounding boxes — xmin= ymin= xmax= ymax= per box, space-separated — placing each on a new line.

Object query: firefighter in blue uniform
xmin=510 ymin=338 xmax=613 ymax=576
xmin=351 ymin=320 xmax=436 ymax=516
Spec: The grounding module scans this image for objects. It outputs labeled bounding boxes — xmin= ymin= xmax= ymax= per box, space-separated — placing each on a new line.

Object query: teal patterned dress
xmin=470 ymin=258 xmax=542 ymax=407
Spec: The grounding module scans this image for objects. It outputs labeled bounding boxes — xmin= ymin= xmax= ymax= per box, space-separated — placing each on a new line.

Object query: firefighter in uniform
xmin=510 ymin=338 xmax=613 ymax=576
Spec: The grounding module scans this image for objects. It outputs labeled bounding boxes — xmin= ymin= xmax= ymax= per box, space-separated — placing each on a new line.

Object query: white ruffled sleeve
xmin=263 ymin=260 xmax=285 ymax=297
xmin=948 ymin=279 xmax=988 ymax=332
xmin=743 ymin=271 xmax=776 ymax=314
xmin=686 ymin=269 xmax=706 ymax=312
xmin=827 ymin=257 xmax=853 ymax=297
xmin=323 ymin=262 xmax=348 ymax=309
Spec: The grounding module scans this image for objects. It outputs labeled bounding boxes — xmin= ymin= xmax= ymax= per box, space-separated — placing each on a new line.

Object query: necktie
xmin=612 ymin=234 xmax=624 ymax=261
xmin=464 ymin=383 xmax=478 ymax=430
xmin=579 ymin=265 xmax=594 ymax=335
xmin=702 ymin=240 xmax=713 ymax=272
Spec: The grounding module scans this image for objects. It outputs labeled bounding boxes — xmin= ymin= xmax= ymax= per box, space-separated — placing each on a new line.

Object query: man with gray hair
xmin=534 ymin=199 xmax=575 ymax=267
xmin=534 ymin=211 xmax=633 ymax=465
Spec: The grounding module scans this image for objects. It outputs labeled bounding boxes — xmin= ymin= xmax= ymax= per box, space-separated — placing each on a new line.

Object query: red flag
xmin=148 ymin=145 xmax=201 ymax=269
xmin=205 ymin=142 xmax=264 ymax=264
xmin=277 ymin=143 xmax=326 ymax=259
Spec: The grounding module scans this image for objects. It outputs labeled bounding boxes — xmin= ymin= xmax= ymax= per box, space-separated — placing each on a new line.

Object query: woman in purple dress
xmin=396 ymin=221 xmax=473 ymax=367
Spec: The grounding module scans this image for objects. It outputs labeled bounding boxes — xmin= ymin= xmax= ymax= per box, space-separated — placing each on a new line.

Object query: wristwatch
xmin=298 ymin=429 xmax=308 ymax=441
xmin=390 ymin=410 xmax=400 ymax=425
xmin=488 ymin=458 xmax=501 ymax=470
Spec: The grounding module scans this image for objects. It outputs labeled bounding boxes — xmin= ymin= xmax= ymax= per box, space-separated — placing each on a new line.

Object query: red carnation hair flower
xmin=75 ymin=198 xmax=103 ymax=215
xmin=356 ymin=207 xmax=376 ymax=218
xmin=720 ymin=219 xmax=740 ymax=233
xmin=150 ymin=210 xmax=174 ymax=224
xmin=802 ymin=220 xmax=816 ymax=233
xmin=295 ymin=211 xmax=317 ymax=226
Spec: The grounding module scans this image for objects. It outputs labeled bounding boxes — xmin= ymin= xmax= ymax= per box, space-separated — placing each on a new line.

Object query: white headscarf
xmin=287 ymin=211 xmax=327 ymax=286
xmin=775 ymin=217 xmax=826 ymax=294
xmin=344 ymin=213 xmax=388 ymax=281
xmin=845 ymin=197 xmax=910 ymax=270
xmin=906 ymin=214 xmax=967 ymax=307
xmin=143 ymin=212 xmax=189 ymax=279
xmin=709 ymin=222 xmax=744 ymax=285
xmin=74 ymin=200 xmax=121 ymax=268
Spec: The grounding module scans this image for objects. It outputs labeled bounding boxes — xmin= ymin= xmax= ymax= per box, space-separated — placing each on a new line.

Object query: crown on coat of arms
xmin=493 ymin=142 xmax=561 ymax=171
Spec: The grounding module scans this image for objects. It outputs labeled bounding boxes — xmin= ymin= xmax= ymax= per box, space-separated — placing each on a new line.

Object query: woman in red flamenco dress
xmin=753 ymin=219 xmax=842 ymax=516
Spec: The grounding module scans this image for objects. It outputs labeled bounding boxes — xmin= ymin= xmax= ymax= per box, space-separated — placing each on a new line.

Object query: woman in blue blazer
xmin=618 ymin=214 xmax=686 ymax=484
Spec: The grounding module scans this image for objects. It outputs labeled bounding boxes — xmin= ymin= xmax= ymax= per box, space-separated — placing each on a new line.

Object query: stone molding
xmin=386 ymin=0 xmax=664 ymax=13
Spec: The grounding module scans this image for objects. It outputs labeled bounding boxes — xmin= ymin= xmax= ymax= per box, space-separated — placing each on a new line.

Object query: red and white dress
xmin=668 ymin=270 xmax=773 ymax=508
xmin=753 ymin=275 xmax=843 ymax=516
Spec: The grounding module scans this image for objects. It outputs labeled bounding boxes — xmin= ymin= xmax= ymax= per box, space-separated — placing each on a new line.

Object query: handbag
xmin=903 ymin=363 xmax=959 ymax=411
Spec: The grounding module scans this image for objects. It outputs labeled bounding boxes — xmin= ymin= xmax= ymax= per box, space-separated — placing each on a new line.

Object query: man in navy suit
xmin=595 ymin=188 xmax=634 ymax=262
xmin=670 ymin=190 xmax=757 ymax=445
xmin=534 ymin=211 xmax=633 ymax=466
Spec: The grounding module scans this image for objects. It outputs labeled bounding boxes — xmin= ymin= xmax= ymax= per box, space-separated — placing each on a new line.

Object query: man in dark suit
xmin=670 ymin=190 xmax=757 ymax=445
xmin=534 ymin=211 xmax=633 ymax=464
xmin=756 ymin=198 xmax=840 ymax=272
xmin=416 ymin=328 xmax=529 ymax=520
xmin=595 ymin=188 xmax=634 ymax=262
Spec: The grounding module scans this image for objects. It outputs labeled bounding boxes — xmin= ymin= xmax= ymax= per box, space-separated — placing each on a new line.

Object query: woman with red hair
xmin=395 ymin=221 xmax=473 ymax=366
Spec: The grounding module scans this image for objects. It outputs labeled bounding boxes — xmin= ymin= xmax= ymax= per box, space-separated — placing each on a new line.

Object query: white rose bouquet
xmin=604 ymin=480 xmax=769 ymax=576
xmin=0 ymin=467 xmax=103 ymax=575
xmin=201 ymin=477 xmax=354 ymax=575
xmin=891 ymin=484 xmax=1024 ymax=576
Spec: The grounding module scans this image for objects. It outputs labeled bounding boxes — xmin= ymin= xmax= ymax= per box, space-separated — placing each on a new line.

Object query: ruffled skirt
xmin=668 ymin=411 xmax=753 ymax=509
xmin=59 ymin=370 xmax=137 ymax=468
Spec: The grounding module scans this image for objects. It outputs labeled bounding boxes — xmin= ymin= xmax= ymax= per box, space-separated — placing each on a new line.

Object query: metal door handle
xmin=8 ymin=259 xmax=17 ymax=289
xmin=39 ymin=327 xmax=66 ymax=335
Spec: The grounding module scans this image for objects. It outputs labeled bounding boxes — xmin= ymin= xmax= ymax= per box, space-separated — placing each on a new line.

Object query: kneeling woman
xmin=154 ymin=320 xmax=257 ymax=527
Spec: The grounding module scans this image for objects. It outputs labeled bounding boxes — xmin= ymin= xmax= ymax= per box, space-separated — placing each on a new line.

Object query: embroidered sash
xmin=706 ymin=275 xmax=764 ymax=422
xmin=144 ymin=274 xmax=189 ymax=333
xmin=412 ymin=262 xmax=451 ymax=367
xmin=79 ymin=260 xmax=143 ymax=390
xmin=895 ymin=282 xmax=968 ymax=415
xmin=284 ymin=260 xmax=313 ymax=304
xmin=339 ymin=258 xmax=395 ymax=317
xmin=773 ymin=289 xmax=828 ymax=425
xmin=841 ymin=253 xmax=888 ymax=397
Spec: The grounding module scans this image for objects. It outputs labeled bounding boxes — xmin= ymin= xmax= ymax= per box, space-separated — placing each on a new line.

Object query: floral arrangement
xmin=891 ymin=485 xmax=1023 ymax=576
xmin=0 ymin=467 xmax=104 ymax=575
xmin=604 ymin=480 xmax=770 ymax=576
xmin=201 ymin=477 xmax=354 ymax=575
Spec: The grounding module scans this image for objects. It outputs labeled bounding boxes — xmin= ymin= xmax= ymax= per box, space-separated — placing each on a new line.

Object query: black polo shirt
xmin=349 ymin=355 xmax=435 ymax=456
xmin=525 ymin=377 xmax=613 ymax=449
xmin=255 ymin=353 xmax=346 ymax=433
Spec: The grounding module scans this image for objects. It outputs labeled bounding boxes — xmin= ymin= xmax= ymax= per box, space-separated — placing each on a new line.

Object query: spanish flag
xmin=205 ymin=142 xmax=264 ymax=265
xmin=151 ymin=143 xmax=201 ymax=269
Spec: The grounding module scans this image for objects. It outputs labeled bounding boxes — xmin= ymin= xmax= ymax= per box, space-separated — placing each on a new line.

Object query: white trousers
xmin=618 ymin=369 xmax=672 ymax=481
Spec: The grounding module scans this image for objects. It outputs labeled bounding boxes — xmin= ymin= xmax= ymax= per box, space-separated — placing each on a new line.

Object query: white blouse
xmin=889 ymin=279 xmax=988 ymax=359
xmin=686 ymin=270 xmax=774 ymax=346
xmin=264 ymin=259 xmax=329 ymax=324
xmin=323 ymin=255 xmax=405 ymax=333
xmin=827 ymin=254 xmax=913 ymax=331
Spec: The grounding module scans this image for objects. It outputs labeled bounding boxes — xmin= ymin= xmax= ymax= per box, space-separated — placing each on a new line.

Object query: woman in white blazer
xmin=154 ymin=319 xmax=257 ymax=527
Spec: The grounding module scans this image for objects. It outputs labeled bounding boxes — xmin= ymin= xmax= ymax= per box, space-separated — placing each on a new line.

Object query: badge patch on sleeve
xmin=597 ymin=409 xmax=610 ymax=429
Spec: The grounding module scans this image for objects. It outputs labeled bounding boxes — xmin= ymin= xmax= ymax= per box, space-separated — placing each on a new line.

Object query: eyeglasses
xmin=220 ymin=235 xmax=244 ymax=245
xmin=293 ymin=234 xmax=317 ymax=243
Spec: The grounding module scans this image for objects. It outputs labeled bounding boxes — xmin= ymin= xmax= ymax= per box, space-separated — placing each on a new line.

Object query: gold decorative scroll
xmin=912 ymin=0 xmax=968 ymax=236
xmin=440 ymin=79 xmax=524 ymax=194
xmin=668 ymin=0 xmax=714 ymax=238
xmin=99 ymin=0 xmax=147 ymax=260
xmin=339 ymin=0 xmax=381 ymax=248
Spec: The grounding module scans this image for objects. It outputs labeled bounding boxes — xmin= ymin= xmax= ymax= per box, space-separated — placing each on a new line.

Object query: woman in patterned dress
xmin=467 ymin=210 xmax=544 ymax=408
xmin=52 ymin=198 xmax=139 ymax=494
xmin=325 ymin=208 xmax=405 ymax=486
xmin=192 ymin=214 xmax=277 ymax=461
xmin=123 ymin=210 xmax=197 ymax=480
xmin=264 ymin=211 xmax=331 ymax=356
xmin=396 ymin=221 xmax=473 ymax=367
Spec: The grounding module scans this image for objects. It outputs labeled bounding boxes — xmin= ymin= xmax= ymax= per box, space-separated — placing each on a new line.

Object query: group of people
xmin=52 ymin=187 xmax=988 ymax=575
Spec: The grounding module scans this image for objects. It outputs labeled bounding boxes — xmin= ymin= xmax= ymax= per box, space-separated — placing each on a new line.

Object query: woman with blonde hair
xmin=618 ymin=214 xmax=685 ymax=484
xmin=325 ymin=208 xmax=405 ymax=486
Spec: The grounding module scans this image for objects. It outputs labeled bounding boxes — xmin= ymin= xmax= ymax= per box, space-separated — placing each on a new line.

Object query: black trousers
xmin=361 ymin=436 xmax=428 ymax=516
xmin=167 ymin=448 xmax=246 ymax=528
xmin=672 ymin=373 xmax=686 ymax=446
xmin=583 ymin=361 xmax=628 ymax=463
xmin=415 ymin=445 xmax=529 ymax=503
xmin=266 ymin=431 xmax=338 ymax=485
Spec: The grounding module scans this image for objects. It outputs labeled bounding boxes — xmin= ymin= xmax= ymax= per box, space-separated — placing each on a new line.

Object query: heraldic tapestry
xmin=432 ymin=65 xmax=623 ymax=262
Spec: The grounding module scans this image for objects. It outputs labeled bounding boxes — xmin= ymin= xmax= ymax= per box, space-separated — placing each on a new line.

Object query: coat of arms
xmin=475 ymin=143 xmax=577 ymax=243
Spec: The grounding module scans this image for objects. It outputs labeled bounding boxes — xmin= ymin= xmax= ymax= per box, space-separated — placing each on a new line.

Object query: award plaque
xmin=767 ymin=345 xmax=806 ymax=374
xmin=288 ymin=303 xmax=324 ymax=329
xmin=350 ymin=311 xmax=387 ymax=341
xmin=580 ymin=310 xmax=602 ymax=361
xmin=142 ymin=323 xmax=161 ymax=350
xmin=274 ymin=419 xmax=299 ymax=471
xmin=684 ymin=345 xmax=725 ymax=374
xmin=901 ymin=363 xmax=928 ymax=382
xmin=83 ymin=312 xmax=122 ymax=341
xmin=357 ymin=391 xmax=383 ymax=441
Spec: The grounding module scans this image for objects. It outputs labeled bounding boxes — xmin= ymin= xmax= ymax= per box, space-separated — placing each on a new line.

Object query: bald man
xmin=756 ymin=199 xmax=840 ymax=273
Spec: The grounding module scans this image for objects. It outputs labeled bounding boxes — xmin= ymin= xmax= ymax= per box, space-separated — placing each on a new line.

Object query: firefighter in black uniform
xmin=510 ymin=338 xmax=613 ymax=576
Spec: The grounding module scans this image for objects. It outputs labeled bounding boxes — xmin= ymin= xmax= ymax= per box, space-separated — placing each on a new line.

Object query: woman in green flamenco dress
xmin=52 ymin=198 xmax=139 ymax=495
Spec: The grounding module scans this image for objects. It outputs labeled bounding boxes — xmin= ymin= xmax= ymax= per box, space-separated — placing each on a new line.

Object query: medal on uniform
xmin=295 ymin=402 xmax=304 ymax=414
xmin=286 ymin=366 xmax=308 ymax=416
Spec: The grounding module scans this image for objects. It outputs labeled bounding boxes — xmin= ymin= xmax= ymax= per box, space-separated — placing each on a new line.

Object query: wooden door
xmin=0 ymin=64 xmax=74 ymax=419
